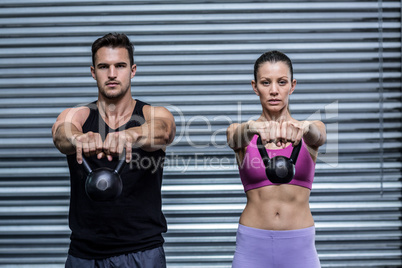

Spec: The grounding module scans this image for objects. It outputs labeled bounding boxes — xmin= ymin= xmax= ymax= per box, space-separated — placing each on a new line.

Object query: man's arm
xmin=129 ymin=105 xmax=175 ymax=151
xmin=52 ymin=107 xmax=103 ymax=163
xmin=52 ymin=107 xmax=85 ymax=154
xmin=103 ymin=106 xmax=176 ymax=160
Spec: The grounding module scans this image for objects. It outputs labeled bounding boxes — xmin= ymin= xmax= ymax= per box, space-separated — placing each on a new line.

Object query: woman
xmin=227 ymin=51 xmax=326 ymax=267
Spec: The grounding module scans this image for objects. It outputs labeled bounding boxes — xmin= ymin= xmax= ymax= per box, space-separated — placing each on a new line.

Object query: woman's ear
xmin=289 ymin=79 xmax=297 ymax=95
xmin=251 ymin=80 xmax=260 ymax=96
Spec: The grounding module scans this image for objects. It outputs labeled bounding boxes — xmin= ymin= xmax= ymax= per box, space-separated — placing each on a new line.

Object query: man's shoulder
xmin=58 ymin=104 xmax=92 ymax=125
xmin=141 ymin=104 xmax=172 ymax=119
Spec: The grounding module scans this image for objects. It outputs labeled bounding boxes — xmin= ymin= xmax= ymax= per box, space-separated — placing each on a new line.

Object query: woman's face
xmin=252 ymin=61 xmax=296 ymax=113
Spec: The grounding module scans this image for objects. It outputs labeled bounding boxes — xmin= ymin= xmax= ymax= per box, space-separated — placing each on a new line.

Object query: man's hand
xmin=71 ymin=130 xmax=134 ymax=164
xmin=102 ymin=130 xmax=134 ymax=162
xmin=70 ymin=131 xmax=104 ymax=164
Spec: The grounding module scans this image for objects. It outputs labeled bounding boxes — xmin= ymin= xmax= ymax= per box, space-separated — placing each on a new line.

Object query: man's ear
xmin=131 ymin=64 xmax=137 ymax=79
xmin=90 ymin=66 xmax=96 ymax=80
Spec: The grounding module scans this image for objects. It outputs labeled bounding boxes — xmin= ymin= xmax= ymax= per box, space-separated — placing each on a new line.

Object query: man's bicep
xmin=157 ymin=107 xmax=175 ymax=127
xmin=146 ymin=106 xmax=175 ymax=128
xmin=155 ymin=107 xmax=176 ymax=141
xmin=52 ymin=107 xmax=89 ymax=136
xmin=144 ymin=106 xmax=176 ymax=144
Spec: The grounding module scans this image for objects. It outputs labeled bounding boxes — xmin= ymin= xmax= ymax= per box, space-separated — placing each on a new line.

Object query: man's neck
xmin=97 ymin=95 xmax=136 ymax=128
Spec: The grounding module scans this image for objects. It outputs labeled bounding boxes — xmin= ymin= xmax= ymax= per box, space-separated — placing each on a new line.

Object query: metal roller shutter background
xmin=0 ymin=0 xmax=401 ymax=267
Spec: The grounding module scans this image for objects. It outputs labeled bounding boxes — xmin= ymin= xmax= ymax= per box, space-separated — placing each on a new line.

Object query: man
xmin=52 ymin=33 xmax=175 ymax=267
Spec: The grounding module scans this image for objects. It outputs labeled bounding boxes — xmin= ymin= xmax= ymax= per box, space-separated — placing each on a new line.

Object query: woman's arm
xmin=226 ymin=121 xmax=258 ymax=151
xmin=302 ymin=120 xmax=327 ymax=149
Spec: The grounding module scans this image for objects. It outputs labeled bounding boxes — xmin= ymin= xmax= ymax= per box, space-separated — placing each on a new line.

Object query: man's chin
xmin=100 ymin=90 xmax=125 ymax=100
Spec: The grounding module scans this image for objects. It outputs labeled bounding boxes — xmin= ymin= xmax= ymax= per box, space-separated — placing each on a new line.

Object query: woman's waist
xmin=239 ymin=201 xmax=313 ymax=230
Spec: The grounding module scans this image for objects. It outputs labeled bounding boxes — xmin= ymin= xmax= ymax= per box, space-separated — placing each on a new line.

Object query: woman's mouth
xmin=268 ymin=99 xmax=281 ymax=105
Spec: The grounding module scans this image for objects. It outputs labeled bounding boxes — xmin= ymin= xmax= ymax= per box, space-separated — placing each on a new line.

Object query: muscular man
xmin=52 ymin=33 xmax=175 ymax=267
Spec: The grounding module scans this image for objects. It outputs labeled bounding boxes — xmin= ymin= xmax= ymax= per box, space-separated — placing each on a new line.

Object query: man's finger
xmin=96 ymin=134 xmax=103 ymax=155
xmin=102 ymin=134 xmax=111 ymax=156
xmin=82 ymin=139 xmax=90 ymax=156
xmin=125 ymin=144 xmax=132 ymax=163
xmin=76 ymin=144 xmax=83 ymax=164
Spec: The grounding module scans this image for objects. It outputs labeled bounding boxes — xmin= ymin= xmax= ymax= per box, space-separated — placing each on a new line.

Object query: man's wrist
xmin=125 ymin=128 xmax=141 ymax=146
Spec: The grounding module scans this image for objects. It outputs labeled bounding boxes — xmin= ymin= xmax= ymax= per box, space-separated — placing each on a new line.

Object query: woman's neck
xmin=261 ymin=108 xmax=291 ymax=122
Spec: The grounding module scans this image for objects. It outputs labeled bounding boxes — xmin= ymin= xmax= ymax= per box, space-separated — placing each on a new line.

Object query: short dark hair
xmin=91 ymin=33 xmax=134 ymax=67
xmin=253 ymin=50 xmax=293 ymax=82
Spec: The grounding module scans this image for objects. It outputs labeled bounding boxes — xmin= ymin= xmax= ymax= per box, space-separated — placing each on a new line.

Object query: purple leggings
xmin=232 ymin=224 xmax=321 ymax=268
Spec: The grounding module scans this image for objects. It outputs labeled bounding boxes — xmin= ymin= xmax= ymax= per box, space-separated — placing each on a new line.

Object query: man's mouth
xmin=106 ymin=81 xmax=119 ymax=87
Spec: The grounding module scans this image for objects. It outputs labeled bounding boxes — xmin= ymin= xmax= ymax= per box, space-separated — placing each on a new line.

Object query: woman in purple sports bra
xmin=227 ymin=51 xmax=326 ymax=268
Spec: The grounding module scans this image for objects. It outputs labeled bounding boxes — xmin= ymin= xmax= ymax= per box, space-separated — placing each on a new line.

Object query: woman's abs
xmin=239 ymin=185 xmax=314 ymax=230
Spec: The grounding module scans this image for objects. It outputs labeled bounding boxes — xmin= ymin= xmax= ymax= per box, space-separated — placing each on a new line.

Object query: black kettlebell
xmin=81 ymin=154 xmax=126 ymax=202
xmin=256 ymin=135 xmax=302 ymax=184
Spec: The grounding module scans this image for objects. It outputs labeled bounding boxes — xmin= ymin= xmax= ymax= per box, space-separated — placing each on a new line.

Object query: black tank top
xmin=66 ymin=99 xmax=167 ymax=259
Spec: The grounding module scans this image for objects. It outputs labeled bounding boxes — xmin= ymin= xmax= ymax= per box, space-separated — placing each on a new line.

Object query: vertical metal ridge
xmin=378 ymin=0 xmax=385 ymax=197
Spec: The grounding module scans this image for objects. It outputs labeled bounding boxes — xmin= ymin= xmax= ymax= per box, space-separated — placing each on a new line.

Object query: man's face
xmin=91 ymin=46 xmax=136 ymax=100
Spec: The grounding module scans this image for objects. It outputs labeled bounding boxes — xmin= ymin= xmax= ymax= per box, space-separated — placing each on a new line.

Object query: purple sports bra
xmin=238 ymin=135 xmax=316 ymax=191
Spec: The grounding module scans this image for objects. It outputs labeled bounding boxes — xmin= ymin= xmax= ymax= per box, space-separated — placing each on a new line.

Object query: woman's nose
xmin=270 ymin=83 xmax=279 ymax=95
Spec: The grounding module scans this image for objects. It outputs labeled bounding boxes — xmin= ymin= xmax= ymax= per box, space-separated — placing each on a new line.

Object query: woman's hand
xmin=227 ymin=119 xmax=325 ymax=151
xmin=248 ymin=120 xmax=307 ymax=148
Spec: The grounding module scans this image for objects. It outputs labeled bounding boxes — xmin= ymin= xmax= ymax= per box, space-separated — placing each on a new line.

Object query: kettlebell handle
xmin=114 ymin=155 xmax=126 ymax=174
xmin=256 ymin=135 xmax=302 ymax=164
xmin=81 ymin=157 xmax=93 ymax=174
xmin=289 ymin=139 xmax=302 ymax=164
xmin=81 ymin=149 xmax=127 ymax=175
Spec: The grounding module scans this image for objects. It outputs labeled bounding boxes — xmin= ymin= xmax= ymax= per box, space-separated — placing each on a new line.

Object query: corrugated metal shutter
xmin=0 ymin=0 xmax=401 ymax=267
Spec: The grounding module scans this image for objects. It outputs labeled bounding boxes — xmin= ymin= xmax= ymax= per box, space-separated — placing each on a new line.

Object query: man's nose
xmin=108 ymin=66 xmax=117 ymax=78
